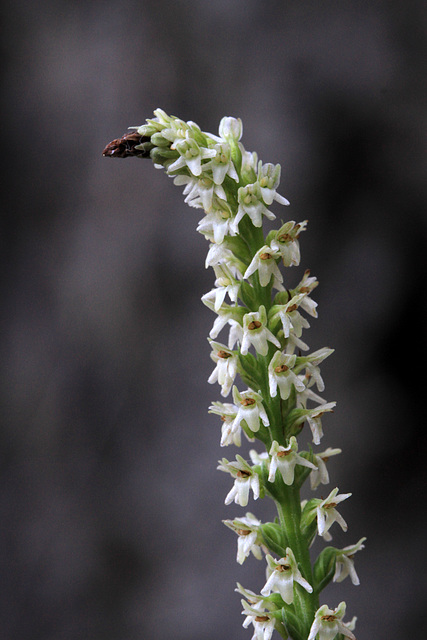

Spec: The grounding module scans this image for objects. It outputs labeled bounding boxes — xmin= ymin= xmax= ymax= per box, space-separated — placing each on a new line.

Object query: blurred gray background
xmin=1 ymin=1 xmax=426 ymax=639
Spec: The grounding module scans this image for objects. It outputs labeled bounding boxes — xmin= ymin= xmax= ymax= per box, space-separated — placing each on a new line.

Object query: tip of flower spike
xmin=102 ymin=131 xmax=153 ymax=158
xmin=219 ymin=116 xmax=243 ymax=141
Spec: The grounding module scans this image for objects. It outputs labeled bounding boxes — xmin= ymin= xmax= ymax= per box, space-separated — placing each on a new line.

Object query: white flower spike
xmin=105 ymin=109 xmax=364 ymax=639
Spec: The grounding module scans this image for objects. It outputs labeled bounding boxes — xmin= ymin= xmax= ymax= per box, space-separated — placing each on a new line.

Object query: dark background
xmin=1 ymin=1 xmax=426 ymax=639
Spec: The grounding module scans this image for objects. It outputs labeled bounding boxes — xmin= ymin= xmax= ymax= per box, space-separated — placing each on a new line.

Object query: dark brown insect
xmin=102 ymin=131 xmax=152 ymax=158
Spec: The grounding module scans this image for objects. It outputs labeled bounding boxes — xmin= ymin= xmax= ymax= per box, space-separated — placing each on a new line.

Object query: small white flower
xmin=269 ymin=294 xmax=310 ymax=340
xmin=294 ymin=347 xmax=334 ymax=393
xmin=269 ymin=220 xmax=307 ymax=267
xmin=256 ymin=161 xmax=290 ymax=206
xmin=167 ymin=134 xmax=216 ymax=176
xmin=293 ymin=269 xmax=319 ymax=318
xmin=205 ymin=242 xmax=246 ymax=276
xmin=220 ymin=418 xmax=243 ymax=447
xmin=197 ymin=199 xmax=237 ymax=244
xmin=223 ymin=513 xmax=263 ymax=564
xmin=209 ymin=401 xmax=241 ymax=447
xmin=316 ymin=488 xmax=351 ymax=540
xmin=241 ymin=148 xmax=258 ymax=178
xmin=310 ymin=447 xmax=342 ymax=489
xmin=241 ymin=599 xmax=276 ymax=640
xmin=244 ymin=245 xmax=283 ymax=288
xmin=151 ymin=110 xmax=191 ymax=144
xmin=261 ymin=549 xmax=312 ymax=604
xmin=139 ymin=109 xmax=184 ymax=138
xmin=268 ymin=351 xmax=306 ymax=400
xmin=173 ymin=173 xmax=227 ymax=211
xmin=285 ymin=401 xmax=336 ymax=445
xmin=208 ymin=340 xmax=238 ymax=397
xmin=203 ymin=142 xmax=239 ymax=185
xmin=334 ymin=538 xmax=366 ymax=586
xmin=205 ymin=242 xmax=235 ymax=268
xmin=218 ymin=455 xmax=260 ymax=506
xmin=268 ymin=437 xmax=316 ymax=486
xmin=241 ymin=306 xmax=281 ymax=356
xmin=172 ymin=173 xmax=199 ymax=202
xmin=235 ymin=182 xmax=276 ymax=229
xmin=202 ymin=265 xmax=240 ymax=314
xmin=232 ymin=387 xmax=269 ymax=433
xmin=219 ymin=116 xmax=243 ymax=142
xmin=201 ymin=291 xmax=244 ymax=340
xmin=308 ymin=602 xmax=356 ymax=640
xmin=211 ymin=264 xmax=240 ymax=311
xmin=306 ymin=401 xmax=336 ymax=445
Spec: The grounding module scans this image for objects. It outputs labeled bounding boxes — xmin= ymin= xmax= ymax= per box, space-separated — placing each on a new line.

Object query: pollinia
xmin=103 ymin=110 xmax=365 ymax=640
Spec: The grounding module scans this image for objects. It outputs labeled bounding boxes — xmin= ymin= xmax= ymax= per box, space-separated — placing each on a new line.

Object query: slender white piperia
xmin=103 ymin=110 xmax=365 ymax=640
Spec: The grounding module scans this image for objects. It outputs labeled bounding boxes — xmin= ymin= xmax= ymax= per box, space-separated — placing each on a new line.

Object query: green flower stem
xmin=275 ymin=487 xmax=319 ymax=636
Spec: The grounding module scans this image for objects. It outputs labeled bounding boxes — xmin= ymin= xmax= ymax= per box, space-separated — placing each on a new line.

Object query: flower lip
xmin=237 ymin=470 xmax=251 ymax=478
xmin=241 ymin=398 xmax=256 ymax=406
xmin=322 ymin=614 xmax=336 ymax=622
xmin=274 ymin=364 xmax=289 ymax=373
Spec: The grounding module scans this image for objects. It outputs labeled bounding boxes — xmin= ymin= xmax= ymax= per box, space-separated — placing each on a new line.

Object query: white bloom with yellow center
xmin=268 ymin=437 xmax=316 ymax=486
xmin=217 ymin=455 xmax=260 ymax=506
xmin=261 ymin=549 xmax=312 ymax=604
xmin=241 ymin=306 xmax=280 ymax=356
xmin=268 ymin=351 xmax=306 ymax=400
xmin=244 ymin=245 xmax=283 ymax=288
xmin=308 ymin=602 xmax=356 ymax=640
xmin=316 ymin=488 xmax=352 ymax=540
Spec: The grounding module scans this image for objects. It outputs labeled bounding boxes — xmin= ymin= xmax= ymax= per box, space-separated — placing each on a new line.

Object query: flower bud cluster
xmin=107 ymin=110 xmax=365 ymax=640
